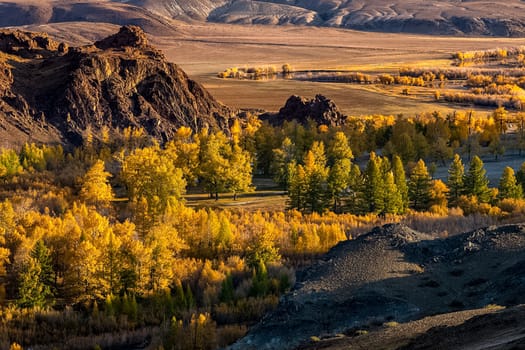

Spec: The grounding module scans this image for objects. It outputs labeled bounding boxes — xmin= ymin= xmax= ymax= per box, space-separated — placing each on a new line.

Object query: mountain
xmin=0 ymin=25 xmax=233 ymax=146
xmin=3 ymin=1 xmax=525 ymax=36
xmin=229 ymin=223 xmax=525 ymax=349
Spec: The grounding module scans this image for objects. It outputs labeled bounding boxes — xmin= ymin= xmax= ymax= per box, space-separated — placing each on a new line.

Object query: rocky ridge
xmin=0 ymin=25 xmax=233 ymax=146
xmin=230 ymin=223 xmax=525 ymax=350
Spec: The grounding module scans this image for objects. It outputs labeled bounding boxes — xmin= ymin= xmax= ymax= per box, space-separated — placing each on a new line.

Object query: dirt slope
xmin=0 ymin=25 xmax=233 ymax=146
xmin=229 ymin=223 xmax=525 ymax=350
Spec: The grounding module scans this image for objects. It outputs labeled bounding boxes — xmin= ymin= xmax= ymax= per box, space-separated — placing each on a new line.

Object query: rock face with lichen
xmin=0 ymin=25 xmax=233 ymax=146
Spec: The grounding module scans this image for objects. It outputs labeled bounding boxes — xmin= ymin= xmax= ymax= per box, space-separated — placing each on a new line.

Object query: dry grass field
xmin=22 ymin=21 xmax=525 ymax=116
xmin=156 ymin=23 xmax=525 ymax=116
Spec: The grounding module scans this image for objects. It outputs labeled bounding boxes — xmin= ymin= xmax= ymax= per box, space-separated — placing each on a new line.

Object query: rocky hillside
xmin=230 ymin=223 xmax=525 ymax=350
xmin=0 ymin=25 xmax=233 ymax=146
xmin=4 ymin=0 xmax=525 ymax=37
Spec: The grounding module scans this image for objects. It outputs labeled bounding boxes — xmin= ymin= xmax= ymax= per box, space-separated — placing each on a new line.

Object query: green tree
xmin=346 ymin=163 xmax=365 ymax=213
xmin=447 ymin=154 xmax=465 ymax=207
xmin=30 ymin=240 xmax=54 ymax=293
xmin=17 ymin=257 xmax=53 ymax=308
xmin=271 ymin=137 xmax=296 ymax=189
xmin=408 ymin=159 xmax=432 ymax=211
xmin=463 ymin=156 xmax=491 ymax=203
xmin=327 ymin=158 xmax=351 ymax=213
xmin=302 ymin=142 xmax=329 ymax=213
xmin=20 ymin=143 xmax=46 ymax=172
xmin=327 ymin=132 xmax=353 ymax=166
xmin=517 ymin=161 xmax=525 ymax=192
xmin=498 ymin=166 xmax=523 ymax=200
xmin=364 ymin=153 xmax=385 ymax=213
xmin=0 ymin=149 xmax=22 ymax=179
xmin=287 ymin=162 xmax=306 ymax=211
xmin=392 ymin=155 xmax=408 ymax=213
xmin=383 ymin=171 xmax=403 ymax=214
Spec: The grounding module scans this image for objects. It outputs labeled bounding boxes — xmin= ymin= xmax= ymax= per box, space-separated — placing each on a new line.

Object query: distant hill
xmin=0 ymin=25 xmax=233 ymax=146
xmin=2 ymin=0 xmax=525 ymax=36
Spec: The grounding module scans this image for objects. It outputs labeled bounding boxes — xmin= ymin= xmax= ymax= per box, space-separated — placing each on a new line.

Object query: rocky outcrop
xmin=0 ymin=26 xmax=233 ymax=146
xmin=261 ymin=94 xmax=346 ymax=127
xmin=230 ymin=223 xmax=525 ymax=350
xmin=0 ymin=29 xmax=66 ymax=58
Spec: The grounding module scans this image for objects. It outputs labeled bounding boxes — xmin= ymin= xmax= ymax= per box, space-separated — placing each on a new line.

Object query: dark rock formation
xmin=0 ymin=25 xmax=233 ymax=146
xmin=229 ymin=223 xmax=525 ymax=350
xmin=261 ymin=94 xmax=346 ymax=127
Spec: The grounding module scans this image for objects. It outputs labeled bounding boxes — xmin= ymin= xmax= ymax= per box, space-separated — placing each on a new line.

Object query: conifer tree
xmin=464 ymin=155 xmax=491 ymax=202
xmin=271 ymin=137 xmax=295 ymax=189
xmin=498 ymin=166 xmax=523 ymax=200
xmin=447 ymin=154 xmax=465 ymax=207
xmin=327 ymin=132 xmax=353 ymax=166
xmin=392 ymin=155 xmax=408 ymax=212
xmin=303 ymin=142 xmax=329 ymax=213
xmin=30 ymin=240 xmax=54 ymax=293
xmin=383 ymin=171 xmax=403 ymax=214
xmin=347 ymin=163 xmax=365 ymax=214
xmin=287 ymin=162 xmax=306 ymax=211
xmin=17 ymin=257 xmax=53 ymax=308
xmin=327 ymin=158 xmax=351 ymax=213
xmin=516 ymin=161 xmax=525 ymax=195
xmin=408 ymin=159 xmax=432 ymax=211
xmin=364 ymin=153 xmax=385 ymax=213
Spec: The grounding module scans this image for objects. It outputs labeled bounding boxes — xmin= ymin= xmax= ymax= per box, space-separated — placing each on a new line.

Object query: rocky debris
xmin=0 ymin=26 xmax=233 ymax=146
xmin=230 ymin=223 xmax=525 ymax=350
xmin=261 ymin=94 xmax=346 ymax=127
xmin=399 ymin=305 xmax=525 ymax=350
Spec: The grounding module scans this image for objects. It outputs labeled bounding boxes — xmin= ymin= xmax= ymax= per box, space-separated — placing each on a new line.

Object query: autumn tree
xmin=429 ymin=179 xmax=449 ymax=214
xmin=80 ymin=160 xmax=114 ymax=208
xmin=498 ymin=166 xmax=523 ymax=200
xmin=198 ymin=130 xmax=253 ymax=200
xmin=20 ymin=143 xmax=46 ymax=172
xmin=165 ymin=127 xmax=200 ymax=185
xmin=121 ymin=146 xmax=186 ymax=221
xmin=0 ymin=149 xmax=22 ymax=179
xmin=226 ymin=144 xmax=253 ymax=200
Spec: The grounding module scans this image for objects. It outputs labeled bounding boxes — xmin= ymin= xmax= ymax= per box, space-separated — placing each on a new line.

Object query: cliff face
xmin=0 ymin=25 xmax=232 ymax=146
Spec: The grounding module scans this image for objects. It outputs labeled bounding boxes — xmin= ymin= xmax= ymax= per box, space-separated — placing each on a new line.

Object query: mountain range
xmin=2 ymin=0 xmax=525 ymax=37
